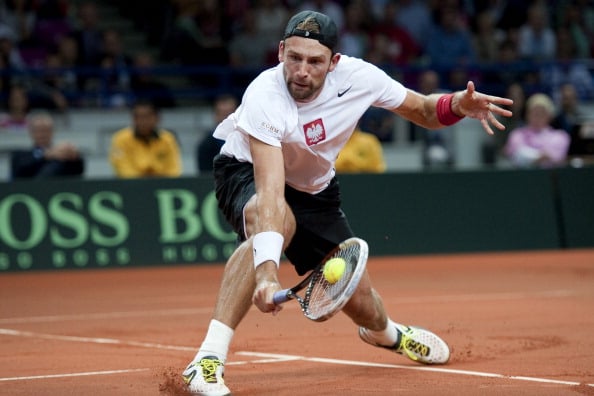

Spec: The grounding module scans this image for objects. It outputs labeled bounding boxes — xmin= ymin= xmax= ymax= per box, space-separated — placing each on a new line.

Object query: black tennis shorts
xmin=213 ymin=154 xmax=354 ymax=275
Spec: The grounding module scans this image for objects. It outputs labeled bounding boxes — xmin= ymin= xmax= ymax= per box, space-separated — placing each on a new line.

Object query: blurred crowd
xmin=1 ymin=0 xmax=594 ymax=174
xmin=0 ymin=0 xmax=592 ymax=110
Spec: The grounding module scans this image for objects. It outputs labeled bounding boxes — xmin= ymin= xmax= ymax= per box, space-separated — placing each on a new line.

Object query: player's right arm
xmin=248 ymin=135 xmax=295 ymax=314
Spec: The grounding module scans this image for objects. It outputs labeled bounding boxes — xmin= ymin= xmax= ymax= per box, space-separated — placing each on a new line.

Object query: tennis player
xmin=183 ymin=10 xmax=513 ymax=395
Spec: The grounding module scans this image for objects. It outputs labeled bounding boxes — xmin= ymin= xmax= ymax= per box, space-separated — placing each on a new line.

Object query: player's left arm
xmin=393 ymin=81 xmax=514 ymax=135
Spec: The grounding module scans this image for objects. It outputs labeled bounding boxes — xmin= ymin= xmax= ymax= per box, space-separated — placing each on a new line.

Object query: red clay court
xmin=1 ymin=249 xmax=593 ymax=395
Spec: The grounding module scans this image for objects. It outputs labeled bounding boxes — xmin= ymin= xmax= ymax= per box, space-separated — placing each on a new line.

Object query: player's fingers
xmin=271 ymin=304 xmax=283 ymax=316
xmin=481 ymin=118 xmax=494 ymax=135
xmin=252 ymin=288 xmax=270 ymax=312
xmin=488 ymin=112 xmax=507 ymax=131
xmin=253 ymin=296 xmax=276 ymax=313
xmin=490 ymin=105 xmax=513 ymax=118
xmin=466 ymin=80 xmax=476 ymax=95
xmin=489 ymin=96 xmax=514 ymax=107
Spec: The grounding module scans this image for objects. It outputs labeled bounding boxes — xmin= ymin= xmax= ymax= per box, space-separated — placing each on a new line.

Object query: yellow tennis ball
xmin=323 ymin=257 xmax=346 ymax=284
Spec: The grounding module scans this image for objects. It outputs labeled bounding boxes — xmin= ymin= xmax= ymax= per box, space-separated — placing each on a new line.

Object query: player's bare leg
xmin=346 ymin=271 xmax=451 ymax=365
xmin=212 ymin=242 xmax=257 ymax=328
xmin=183 ymin=196 xmax=296 ymax=395
xmin=182 ymin=241 xmax=255 ymax=396
xmin=342 ymin=270 xmax=388 ymax=331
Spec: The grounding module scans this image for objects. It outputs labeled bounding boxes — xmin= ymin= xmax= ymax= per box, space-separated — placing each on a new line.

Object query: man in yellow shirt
xmin=109 ymin=100 xmax=182 ymax=177
xmin=335 ymin=127 xmax=387 ymax=173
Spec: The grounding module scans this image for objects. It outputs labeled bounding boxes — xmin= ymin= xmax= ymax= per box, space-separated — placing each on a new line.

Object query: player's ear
xmin=278 ymin=41 xmax=285 ymax=63
xmin=328 ymin=52 xmax=341 ymax=72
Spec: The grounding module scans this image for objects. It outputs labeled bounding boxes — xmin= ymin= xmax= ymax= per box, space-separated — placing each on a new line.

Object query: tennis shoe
xmin=182 ymin=356 xmax=231 ymax=396
xmin=359 ymin=321 xmax=450 ymax=365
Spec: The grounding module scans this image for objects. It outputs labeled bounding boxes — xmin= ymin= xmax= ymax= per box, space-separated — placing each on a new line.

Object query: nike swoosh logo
xmin=337 ymin=85 xmax=352 ymax=97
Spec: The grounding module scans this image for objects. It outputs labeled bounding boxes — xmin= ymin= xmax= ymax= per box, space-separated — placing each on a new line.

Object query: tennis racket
xmin=272 ymin=237 xmax=368 ymax=322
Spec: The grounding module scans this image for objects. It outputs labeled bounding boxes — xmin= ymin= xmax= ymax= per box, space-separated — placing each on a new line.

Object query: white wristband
xmin=252 ymin=231 xmax=284 ymax=269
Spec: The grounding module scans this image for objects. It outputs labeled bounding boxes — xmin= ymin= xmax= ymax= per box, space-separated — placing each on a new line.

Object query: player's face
xmin=279 ymin=37 xmax=340 ymax=103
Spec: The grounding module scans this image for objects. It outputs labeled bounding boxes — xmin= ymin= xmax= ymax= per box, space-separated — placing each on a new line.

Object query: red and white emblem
xmin=303 ymin=118 xmax=326 ymax=146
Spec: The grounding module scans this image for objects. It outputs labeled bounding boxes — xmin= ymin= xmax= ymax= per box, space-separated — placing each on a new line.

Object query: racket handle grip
xmin=273 ymin=289 xmax=291 ymax=305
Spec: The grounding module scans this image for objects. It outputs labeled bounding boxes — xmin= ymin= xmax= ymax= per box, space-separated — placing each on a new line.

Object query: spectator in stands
xmin=109 ymin=100 xmax=182 ymax=178
xmin=410 ymin=70 xmax=454 ymax=167
xmin=196 ymin=94 xmax=238 ymax=173
xmin=0 ymin=83 xmax=29 ymax=133
xmin=425 ymin=6 xmax=476 ymax=67
xmin=358 ymin=106 xmax=396 ymax=143
xmin=70 ymin=1 xmax=103 ymax=68
xmin=97 ymin=28 xmax=133 ymax=108
xmin=540 ymin=26 xmax=594 ymax=102
xmin=161 ymin=0 xmax=230 ymax=66
xmin=483 ymin=82 xmax=527 ymax=165
xmin=500 ymin=82 xmax=527 ymax=138
xmin=551 ymin=83 xmax=583 ymax=135
xmin=394 ymin=0 xmax=433 ymax=50
xmin=0 ymin=0 xmax=36 ymax=46
xmin=335 ymin=125 xmax=386 ymax=173
xmin=30 ymin=1 xmax=72 ymax=53
xmin=517 ymin=3 xmax=556 ymax=61
xmin=556 ymin=1 xmax=592 ymax=59
xmin=10 ymin=111 xmax=84 ymax=179
xmin=228 ymin=9 xmax=272 ymax=68
xmin=0 ymin=24 xmax=26 ymax=70
xmin=481 ymin=39 xmax=524 ymax=97
xmin=56 ymin=34 xmax=79 ymax=67
xmin=40 ymin=35 xmax=80 ymax=105
xmin=504 ymin=93 xmax=570 ymax=168
xmin=298 ymin=0 xmax=344 ymax=32
xmin=472 ymin=10 xmax=506 ymax=63
xmin=366 ymin=0 xmax=421 ymax=66
xmin=337 ymin=2 xmax=371 ymax=59
xmin=130 ymin=52 xmax=176 ymax=109
xmin=252 ymin=0 xmax=290 ymax=43
xmin=32 ymin=52 xmax=70 ymax=111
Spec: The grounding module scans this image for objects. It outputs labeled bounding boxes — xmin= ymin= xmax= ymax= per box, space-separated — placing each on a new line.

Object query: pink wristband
xmin=436 ymin=93 xmax=464 ymax=126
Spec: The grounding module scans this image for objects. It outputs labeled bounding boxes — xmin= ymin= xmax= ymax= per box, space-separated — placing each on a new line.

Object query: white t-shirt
xmin=214 ymin=55 xmax=407 ymax=194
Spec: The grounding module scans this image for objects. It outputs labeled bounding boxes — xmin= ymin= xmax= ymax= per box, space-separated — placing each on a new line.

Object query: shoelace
xmin=399 ymin=333 xmax=430 ymax=361
xmin=200 ymin=358 xmax=223 ymax=383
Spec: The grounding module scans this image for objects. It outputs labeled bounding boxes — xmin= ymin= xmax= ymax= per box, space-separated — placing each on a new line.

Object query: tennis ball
xmin=323 ymin=257 xmax=346 ymax=284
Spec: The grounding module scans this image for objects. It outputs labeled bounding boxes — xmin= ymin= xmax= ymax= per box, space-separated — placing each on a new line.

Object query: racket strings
xmin=303 ymin=244 xmax=361 ymax=318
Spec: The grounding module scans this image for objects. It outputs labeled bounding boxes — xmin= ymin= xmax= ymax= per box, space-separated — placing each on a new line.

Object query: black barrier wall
xmin=1 ymin=168 xmax=593 ymax=271
xmin=339 ymin=169 xmax=561 ymax=255
xmin=553 ymin=167 xmax=594 ymax=248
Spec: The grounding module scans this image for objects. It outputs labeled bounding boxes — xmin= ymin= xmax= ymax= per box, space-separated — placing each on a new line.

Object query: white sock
xmin=363 ymin=319 xmax=398 ymax=347
xmin=194 ymin=319 xmax=234 ymax=363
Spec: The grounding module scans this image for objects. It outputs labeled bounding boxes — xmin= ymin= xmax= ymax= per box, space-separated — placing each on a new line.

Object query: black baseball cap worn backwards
xmin=283 ymin=10 xmax=338 ymax=52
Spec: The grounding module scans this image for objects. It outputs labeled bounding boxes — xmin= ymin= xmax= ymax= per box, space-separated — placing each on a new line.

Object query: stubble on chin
xmin=287 ymin=81 xmax=313 ymax=101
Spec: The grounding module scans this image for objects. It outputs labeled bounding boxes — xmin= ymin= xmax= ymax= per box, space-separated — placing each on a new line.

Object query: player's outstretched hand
xmin=454 ymin=81 xmax=514 ymax=135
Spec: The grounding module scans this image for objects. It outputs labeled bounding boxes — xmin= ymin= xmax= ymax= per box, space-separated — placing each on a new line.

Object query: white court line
xmin=0 ymin=328 xmax=195 ymax=352
xmin=0 ymin=289 xmax=575 ymax=325
xmin=394 ymin=289 xmax=576 ymax=304
xmin=0 ymin=308 xmax=213 ymax=325
xmin=236 ymin=351 xmax=594 ymax=388
xmin=1 ymin=328 xmax=592 ymax=389
xmin=0 ymin=369 xmax=149 ymax=382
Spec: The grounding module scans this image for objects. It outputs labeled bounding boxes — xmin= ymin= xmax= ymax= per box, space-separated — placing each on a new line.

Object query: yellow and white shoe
xmin=359 ymin=321 xmax=450 ymax=365
xmin=182 ymin=356 xmax=231 ymax=396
